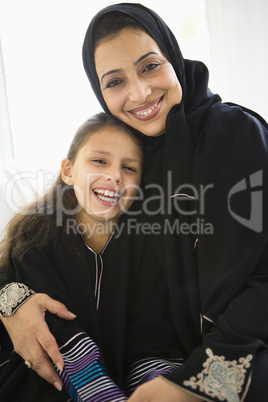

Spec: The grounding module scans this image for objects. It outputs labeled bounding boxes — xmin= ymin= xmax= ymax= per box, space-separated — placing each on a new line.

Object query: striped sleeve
xmin=125 ymin=357 xmax=183 ymax=396
xmin=57 ymin=332 xmax=127 ymax=402
xmin=57 ymin=331 xmax=183 ymax=401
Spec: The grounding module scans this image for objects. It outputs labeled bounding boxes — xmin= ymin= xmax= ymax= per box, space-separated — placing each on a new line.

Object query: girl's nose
xmin=106 ymin=166 xmax=122 ymax=184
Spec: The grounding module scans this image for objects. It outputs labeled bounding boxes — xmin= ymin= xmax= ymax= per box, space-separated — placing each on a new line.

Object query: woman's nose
xmin=127 ymin=77 xmax=151 ymax=103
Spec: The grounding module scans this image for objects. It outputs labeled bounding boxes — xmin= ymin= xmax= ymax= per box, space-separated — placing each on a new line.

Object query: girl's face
xmin=62 ymin=126 xmax=142 ymax=226
xmin=95 ymin=28 xmax=182 ymax=137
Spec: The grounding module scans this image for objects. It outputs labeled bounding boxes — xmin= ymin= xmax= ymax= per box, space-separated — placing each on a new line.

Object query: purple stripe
xmin=58 ymin=333 xmax=127 ymax=401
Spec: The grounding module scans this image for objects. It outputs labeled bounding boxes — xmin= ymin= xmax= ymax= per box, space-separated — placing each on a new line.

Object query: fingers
xmin=37 ymin=293 xmax=76 ymax=320
xmin=36 ymin=322 xmax=64 ymax=372
xmin=25 ymin=345 xmax=63 ymax=391
xmin=1 ymin=294 xmax=70 ymax=391
xmin=1 ymin=293 xmax=75 ymax=391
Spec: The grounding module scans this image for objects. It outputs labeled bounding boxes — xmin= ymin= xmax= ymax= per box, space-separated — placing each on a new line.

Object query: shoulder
xmin=206 ymin=102 xmax=268 ymax=139
xmin=194 ymin=103 xmax=268 ymax=195
xmin=198 ymin=102 xmax=268 ymax=163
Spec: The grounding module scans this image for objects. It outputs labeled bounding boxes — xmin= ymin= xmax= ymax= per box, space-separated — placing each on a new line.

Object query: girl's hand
xmin=1 ymin=293 xmax=76 ymax=391
xmin=128 ymin=376 xmax=203 ymax=402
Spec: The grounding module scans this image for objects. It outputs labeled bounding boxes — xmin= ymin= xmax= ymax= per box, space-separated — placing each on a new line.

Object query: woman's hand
xmin=128 ymin=376 xmax=203 ymax=402
xmin=1 ymin=293 xmax=76 ymax=391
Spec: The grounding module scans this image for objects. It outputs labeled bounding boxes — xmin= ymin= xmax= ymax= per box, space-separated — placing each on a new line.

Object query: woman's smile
xmin=95 ymin=28 xmax=182 ymax=137
xmin=128 ymin=96 xmax=164 ymax=121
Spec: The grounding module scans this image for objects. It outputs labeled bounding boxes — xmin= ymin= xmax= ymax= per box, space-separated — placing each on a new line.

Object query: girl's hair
xmin=93 ymin=11 xmax=150 ymax=49
xmin=0 ymin=113 xmax=142 ymax=265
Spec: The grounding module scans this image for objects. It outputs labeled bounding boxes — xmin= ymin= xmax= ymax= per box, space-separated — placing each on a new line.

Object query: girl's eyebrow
xmin=100 ymin=52 xmax=159 ymax=84
xmin=124 ymin=157 xmax=141 ymax=164
xmin=91 ymin=150 xmax=140 ymax=164
xmin=91 ymin=150 xmax=110 ymax=155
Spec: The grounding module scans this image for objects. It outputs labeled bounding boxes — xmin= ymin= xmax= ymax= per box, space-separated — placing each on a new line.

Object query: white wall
xmin=0 ymin=0 xmax=210 ymax=165
xmin=206 ymin=0 xmax=268 ymax=121
xmin=0 ymin=39 xmax=13 ymax=158
xmin=0 ymin=0 xmax=267 ymax=167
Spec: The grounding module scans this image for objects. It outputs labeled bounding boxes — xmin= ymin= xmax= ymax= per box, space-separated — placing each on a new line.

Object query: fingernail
xmin=56 ymin=362 xmax=63 ymax=372
xmin=54 ymin=381 xmax=62 ymax=392
xmin=68 ymin=311 xmax=77 ymax=318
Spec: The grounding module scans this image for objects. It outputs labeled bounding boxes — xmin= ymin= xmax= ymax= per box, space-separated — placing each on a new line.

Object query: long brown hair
xmin=0 ymin=113 xmax=141 ymax=264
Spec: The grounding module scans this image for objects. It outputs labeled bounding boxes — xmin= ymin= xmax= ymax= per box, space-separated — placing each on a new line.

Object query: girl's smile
xmin=95 ymin=28 xmax=182 ymax=137
xmin=93 ymin=187 xmax=121 ymax=206
xmin=62 ymin=125 xmax=142 ymax=226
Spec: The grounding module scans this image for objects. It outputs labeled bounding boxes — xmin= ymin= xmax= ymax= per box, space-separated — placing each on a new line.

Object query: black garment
xmin=82 ymin=3 xmax=268 ymax=400
xmin=0 ymin=215 xmax=182 ymax=401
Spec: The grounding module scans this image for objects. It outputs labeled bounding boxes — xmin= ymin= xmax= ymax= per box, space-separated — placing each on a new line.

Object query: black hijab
xmin=82 ymin=3 xmax=268 ymax=355
xmin=82 ymin=3 xmax=220 ymax=121
xmin=81 ymin=1 xmax=221 ymax=207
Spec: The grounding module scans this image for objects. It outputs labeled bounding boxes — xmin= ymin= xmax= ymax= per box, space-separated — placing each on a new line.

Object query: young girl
xmin=0 ymin=113 xmax=182 ymax=401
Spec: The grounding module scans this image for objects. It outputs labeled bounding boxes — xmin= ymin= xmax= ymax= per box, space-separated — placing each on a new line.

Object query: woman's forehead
xmin=94 ymin=28 xmax=162 ymax=70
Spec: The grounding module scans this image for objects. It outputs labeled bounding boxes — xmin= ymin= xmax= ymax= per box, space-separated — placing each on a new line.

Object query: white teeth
xmin=134 ymin=101 xmax=158 ymax=116
xmin=94 ymin=189 xmax=120 ymax=203
xmin=97 ymin=195 xmax=118 ymax=203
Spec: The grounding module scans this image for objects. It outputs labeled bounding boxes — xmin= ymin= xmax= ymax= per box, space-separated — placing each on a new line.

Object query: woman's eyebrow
xmin=100 ymin=52 xmax=159 ymax=83
xmin=134 ymin=52 xmax=159 ymax=66
xmin=101 ymin=69 xmax=122 ymax=84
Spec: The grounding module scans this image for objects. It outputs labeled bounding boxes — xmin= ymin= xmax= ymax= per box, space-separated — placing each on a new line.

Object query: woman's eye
xmin=143 ymin=63 xmax=160 ymax=72
xmin=106 ymin=79 xmax=123 ymax=89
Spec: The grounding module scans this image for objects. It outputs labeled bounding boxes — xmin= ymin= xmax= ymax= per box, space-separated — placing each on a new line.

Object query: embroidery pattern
xmin=0 ymin=282 xmax=35 ymax=317
xmin=183 ymin=348 xmax=253 ymax=402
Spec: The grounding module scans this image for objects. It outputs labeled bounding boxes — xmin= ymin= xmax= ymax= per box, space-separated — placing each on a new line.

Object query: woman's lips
xmin=128 ymin=96 xmax=163 ymax=121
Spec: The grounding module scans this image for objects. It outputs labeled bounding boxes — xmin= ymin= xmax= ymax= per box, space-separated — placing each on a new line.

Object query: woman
xmin=1 ymin=3 xmax=268 ymax=401
xmin=0 ymin=112 xmax=182 ymax=401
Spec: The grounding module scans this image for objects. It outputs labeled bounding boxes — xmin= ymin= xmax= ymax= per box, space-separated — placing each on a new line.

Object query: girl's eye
xmin=143 ymin=62 xmax=160 ymax=72
xmin=92 ymin=159 xmax=106 ymax=164
xmin=106 ymin=79 xmax=123 ymax=89
xmin=123 ymin=166 xmax=137 ymax=172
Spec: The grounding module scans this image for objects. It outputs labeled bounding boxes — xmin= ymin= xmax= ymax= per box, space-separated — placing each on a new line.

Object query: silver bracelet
xmin=0 ymin=282 xmax=35 ymax=318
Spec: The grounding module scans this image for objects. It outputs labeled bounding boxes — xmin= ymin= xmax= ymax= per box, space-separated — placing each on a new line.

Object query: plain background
xmin=0 ymin=0 xmax=267 ymax=164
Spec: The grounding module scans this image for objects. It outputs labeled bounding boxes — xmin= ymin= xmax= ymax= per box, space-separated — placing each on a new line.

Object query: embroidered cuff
xmin=183 ymin=348 xmax=253 ymax=401
xmin=0 ymin=282 xmax=35 ymax=318
xmin=164 ymin=344 xmax=254 ymax=402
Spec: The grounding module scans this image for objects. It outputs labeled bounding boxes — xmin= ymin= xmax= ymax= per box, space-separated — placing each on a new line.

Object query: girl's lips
xmin=93 ymin=188 xmax=121 ymax=206
xmin=128 ymin=96 xmax=164 ymax=121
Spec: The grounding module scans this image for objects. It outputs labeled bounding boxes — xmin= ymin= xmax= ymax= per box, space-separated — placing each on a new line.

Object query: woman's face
xmin=95 ymin=28 xmax=182 ymax=137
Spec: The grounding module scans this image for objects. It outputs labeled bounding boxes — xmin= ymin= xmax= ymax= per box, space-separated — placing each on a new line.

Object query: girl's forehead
xmin=82 ymin=126 xmax=141 ymax=150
